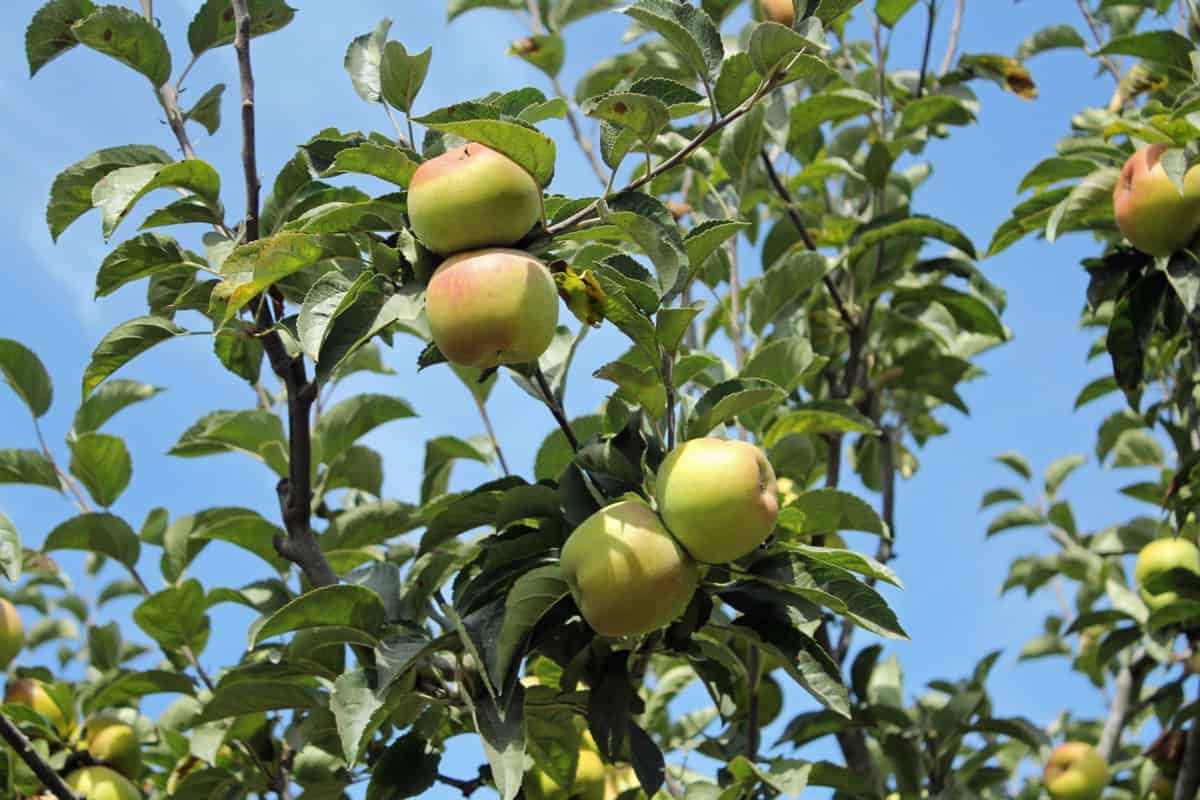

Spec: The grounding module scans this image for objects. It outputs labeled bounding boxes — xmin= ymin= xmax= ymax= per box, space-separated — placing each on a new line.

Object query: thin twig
xmin=1075 ymin=0 xmax=1122 ymax=82
xmin=34 ymin=422 xmax=91 ymax=513
xmin=727 ymin=240 xmax=746 ymax=373
xmin=1178 ymin=709 xmax=1200 ymax=800
xmin=757 ymin=149 xmax=856 ymax=330
xmin=532 ymin=364 xmax=578 ymax=451
xmin=0 ymin=711 xmax=78 ymax=800
xmin=230 ymin=0 xmax=260 ymax=242
xmin=438 ymin=765 xmax=491 ymax=797
xmin=1098 ymin=656 xmax=1152 ymax=760
xmin=915 ymin=0 xmax=937 ymax=98
xmin=473 ymin=394 xmax=510 ymax=476
xmin=938 ymin=0 xmax=965 ymax=75
xmin=745 ymin=645 xmax=761 ymax=760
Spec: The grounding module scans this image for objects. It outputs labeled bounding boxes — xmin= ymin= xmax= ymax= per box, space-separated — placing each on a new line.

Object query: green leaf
xmin=748 ymin=252 xmax=827 ymax=334
xmin=787 ymin=88 xmax=878 ymax=138
xmin=1107 ymin=273 xmax=1165 ymax=403
xmin=719 ymin=104 xmax=766 ymax=191
xmin=714 ymin=52 xmax=760 ymax=116
xmin=1045 ymin=167 xmax=1118 ymax=242
xmin=95 ymin=233 xmax=205 ymax=298
xmin=0 ymin=450 xmax=60 ymax=491
xmin=687 ymin=378 xmax=785 ymax=438
xmin=1044 ymin=454 xmax=1085 ymax=497
xmin=471 ymin=687 xmax=527 ymax=800
xmin=892 ymin=286 xmax=1005 ymax=339
xmin=314 ymin=393 xmax=417 ymax=466
xmin=1073 ymin=375 xmax=1118 ymax=410
xmin=741 ymin=337 xmax=818 ymax=396
xmin=493 ymin=565 xmax=569 ymax=687
xmin=169 ymin=409 xmax=287 ymax=475
xmin=93 ymin=160 xmax=221 ymax=240
xmin=366 ymin=732 xmax=440 ymax=800
xmin=68 ymin=433 xmax=131 ymax=508
xmin=509 ymin=34 xmax=565 ymax=79
xmin=297 ymin=272 xmax=370 ymax=360
xmin=0 ymin=513 xmax=21 ymax=584
xmin=316 ymin=287 xmax=423 ymax=383
xmin=848 ymin=213 xmax=976 ymax=261
xmin=749 ymin=21 xmax=828 ymax=78
xmin=0 ymin=339 xmax=53 ymax=419
xmin=684 ymin=219 xmax=749 ymax=273
xmin=25 ymin=0 xmax=96 ymax=76
xmin=253 ymin=585 xmax=388 ymax=646
xmin=82 ymin=316 xmax=189 ymax=399
xmin=896 ymin=95 xmax=975 ymax=133
xmin=785 ymin=543 xmax=903 ymax=588
xmin=44 ymin=512 xmax=140 ymax=568
xmin=72 ymin=6 xmax=170 ymax=86
xmin=87 ymin=669 xmax=195 ymax=710
xmin=875 ymin=0 xmax=918 ymax=27
xmin=599 ymin=192 xmax=687 ymax=297
xmin=763 ymin=401 xmax=875 ymax=447
xmin=164 ymin=507 xmax=287 ymax=577
xmin=196 ymin=680 xmax=324 ymax=723
xmin=344 ymin=18 xmax=391 ymax=104
xmin=415 ymin=104 xmax=557 ymax=187
xmin=1015 ymin=24 xmax=1086 ymax=61
xmin=187 ymin=0 xmax=297 ymax=57
xmin=986 ymin=505 xmax=1043 ymax=536
xmin=1098 ymin=30 xmax=1195 ymax=75
xmin=534 ymin=415 xmax=604 ymax=481
xmin=584 ymin=92 xmax=670 ymax=145
xmin=622 ymin=0 xmax=724 ymax=80
xmin=780 ymin=489 xmax=889 ymax=538
xmin=47 ymin=144 xmax=171 ymax=241
xmin=380 ymin=41 xmax=432 ymax=114
xmin=213 ymin=233 xmax=346 ymax=323
xmin=994 ymin=451 xmax=1032 ymax=481
xmin=184 ymin=83 xmax=225 ymax=135
xmin=332 ymin=668 xmax=388 ymax=766
xmin=327 ymin=142 xmax=420 ymax=188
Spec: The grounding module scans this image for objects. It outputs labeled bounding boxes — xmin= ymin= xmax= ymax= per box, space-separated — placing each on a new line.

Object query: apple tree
xmin=0 ymin=0 xmax=1066 ymax=798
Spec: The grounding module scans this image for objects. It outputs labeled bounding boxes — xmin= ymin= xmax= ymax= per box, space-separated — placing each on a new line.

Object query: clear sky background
xmin=0 ymin=0 xmax=1162 ymax=796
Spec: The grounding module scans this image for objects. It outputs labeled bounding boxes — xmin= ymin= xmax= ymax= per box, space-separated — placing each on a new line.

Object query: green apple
xmin=560 ymin=500 xmax=699 ymax=637
xmin=0 ymin=597 xmax=23 ymax=669
xmin=408 ymin=142 xmax=542 ymax=255
xmin=760 ymin=0 xmax=795 ymax=26
xmin=5 ymin=678 xmax=70 ymax=735
xmin=1113 ymin=144 xmax=1200 ymax=256
xmin=1043 ymin=742 xmax=1108 ymax=800
xmin=425 ymin=248 xmax=559 ymax=369
xmin=526 ymin=733 xmax=606 ymax=800
xmin=86 ymin=717 xmax=142 ymax=778
xmin=656 ymin=438 xmax=779 ymax=564
xmin=65 ymin=765 xmax=141 ymax=800
xmin=604 ymin=763 xmax=640 ymax=800
xmin=1135 ymin=537 xmax=1200 ymax=610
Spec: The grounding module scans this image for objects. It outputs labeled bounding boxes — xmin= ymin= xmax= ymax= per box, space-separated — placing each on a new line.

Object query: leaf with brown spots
xmin=25 ymin=0 xmax=96 ymax=77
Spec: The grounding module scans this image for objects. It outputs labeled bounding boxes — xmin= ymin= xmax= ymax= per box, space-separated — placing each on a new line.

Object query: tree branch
xmin=915 ymin=0 xmax=936 ymax=98
xmin=532 ymin=364 xmax=579 ymax=451
xmin=0 ymin=711 xmax=78 ymax=800
xmin=938 ymin=0 xmax=965 ymax=75
xmin=439 ymin=765 xmax=491 ymax=797
xmin=1098 ymin=655 xmax=1152 ymax=760
xmin=1177 ymin=709 xmax=1200 ymax=800
xmin=1075 ymin=0 xmax=1122 ymax=83
xmin=230 ymin=0 xmax=261 ymax=242
xmin=473 ymin=393 xmax=510 ymax=476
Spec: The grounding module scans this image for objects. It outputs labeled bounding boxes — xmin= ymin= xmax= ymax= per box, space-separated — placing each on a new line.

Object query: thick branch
xmin=1177 ymin=710 xmax=1200 ymax=800
xmin=938 ymin=0 xmax=965 ymax=75
xmin=0 ymin=711 xmax=78 ymax=800
xmin=1098 ymin=656 xmax=1152 ymax=760
xmin=757 ymin=149 xmax=855 ymax=330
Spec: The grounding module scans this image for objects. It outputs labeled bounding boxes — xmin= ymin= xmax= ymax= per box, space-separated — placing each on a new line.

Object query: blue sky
xmin=0 ymin=0 xmax=1165 ymax=796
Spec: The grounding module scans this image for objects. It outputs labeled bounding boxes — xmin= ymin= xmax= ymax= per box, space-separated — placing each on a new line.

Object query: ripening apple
xmin=560 ymin=500 xmax=699 ymax=637
xmin=1113 ymin=144 xmax=1200 ymax=256
xmin=407 ymin=142 xmax=542 ymax=255
xmin=5 ymin=678 xmax=70 ymax=735
xmin=65 ymin=765 xmax=142 ymax=800
xmin=1135 ymin=537 xmax=1200 ymax=610
xmin=0 ymin=597 xmax=23 ymax=669
xmin=655 ymin=438 xmax=779 ymax=564
xmin=86 ymin=717 xmax=142 ymax=778
xmin=760 ymin=0 xmax=795 ymax=26
xmin=1043 ymin=742 xmax=1108 ymax=800
xmin=526 ymin=734 xmax=606 ymax=800
xmin=425 ymin=248 xmax=559 ymax=369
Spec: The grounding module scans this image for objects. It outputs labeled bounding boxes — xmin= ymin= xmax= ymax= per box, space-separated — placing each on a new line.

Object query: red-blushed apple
xmin=760 ymin=0 xmax=795 ymax=26
xmin=1135 ymin=537 xmax=1200 ymax=610
xmin=407 ymin=142 xmax=542 ymax=255
xmin=66 ymin=765 xmax=141 ymax=800
xmin=0 ymin=597 xmax=23 ymax=669
xmin=1113 ymin=144 xmax=1200 ymax=256
xmin=425 ymin=248 xmax=559 ymax=369
xmin=655 ymin=438 xmax=779 ymax=564
xmin=5 ymin=678 xmax=70 ymax=736
xmin=1043 ymin=742 xmax=1108 ymax=800
xmin=86 ymin=717 xmax=142 ymax=778
xmin=560 ymin=500 xmax=699 ymax=637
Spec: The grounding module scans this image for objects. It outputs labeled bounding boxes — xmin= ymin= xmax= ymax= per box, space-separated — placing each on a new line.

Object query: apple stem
xmin=0 ymin=710 xmax=78 ymax=800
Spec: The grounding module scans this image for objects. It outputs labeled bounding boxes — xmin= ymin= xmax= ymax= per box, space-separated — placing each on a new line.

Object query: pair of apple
xmin=409 ymin=142 xmax=559 ymax=369
xmin=561 ymin=438 xmax=779 ymax=637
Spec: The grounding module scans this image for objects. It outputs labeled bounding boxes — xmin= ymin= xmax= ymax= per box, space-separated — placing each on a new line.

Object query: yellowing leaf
xmin=551 ymin=263 xmax=606 ymax=326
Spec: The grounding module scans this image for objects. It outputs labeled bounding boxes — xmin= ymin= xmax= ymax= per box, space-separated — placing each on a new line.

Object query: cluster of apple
xmin=1040 ymin=536 xmax=1200 ymax=800
xmin=1113 ymin=144 xmax=1200 ymax=256
xmin=561 ymin=439 xmax=779 ymax=637
xmin=409 ymin=142 xmax=560 ymax=369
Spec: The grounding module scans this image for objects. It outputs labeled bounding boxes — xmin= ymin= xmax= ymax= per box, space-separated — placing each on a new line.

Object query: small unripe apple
xmin=760 ymin=0 xmax=795 ymax=26
xmin=526 ymin=741 xmax=606 ymax=800
xmin=561 ymin=500 xmax=699 ymax=637
xmin=0 ymin=598 xmax=23 ymax=669
xmin=65 ymin=765 xmax=141 ymax=800
xmin=656 ymin=438 xmax=779 ymax=564
xmin=425 ymin=248 xmax=559 ymax=369
xmin=5 ymin=679 xmax=70 ymax=735
xmin=1043 ymin=742 xmax=1108 ymax=800
xmin=408 ymin=142 xmax=542 ymax=255
xmin=86 ymin=717 xmax=142 ymax=778
xmin=1135 ymin=537 xmax=1200 ymax=610
xmin=1113 ymin=144 xmax=1200 ymax=256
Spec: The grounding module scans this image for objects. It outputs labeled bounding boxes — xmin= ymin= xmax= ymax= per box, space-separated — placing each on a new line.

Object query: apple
xmin=425 ymin=248 xmax=559 ymax=369
xmin=526 ymin=732 xmax=606 ymax=800
xmin=1043 ymin=742 xmax=1108 ymax=800
xmin=0 ymin=597 xmax=23 ymax=669
xmin=604 ymin=763 xmax=640 ymax=800
xmin=407 ymin=142 xmax=542 ymax=255
xmin=560 ymin=500 xmax=699 ymax=637
xmin=5 ymin=678 xmax=70 ymax=735
xmin=65 ymin=765 xmax=141 ymax=800
xmin=760 ymin=0 xmax=795 ymax=26
xmin=1135 ymin=537 xmax=1200 ymax=610
xmin=655 ymin=438 xmax=779 ymax=564
xmin=86 ymin=717 xmax=142 ymax=778
xmin=1113 ymin=144 xmax=1200 ymax=256
xmin=1150 ymin=773 xmax=1175 ymax=800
